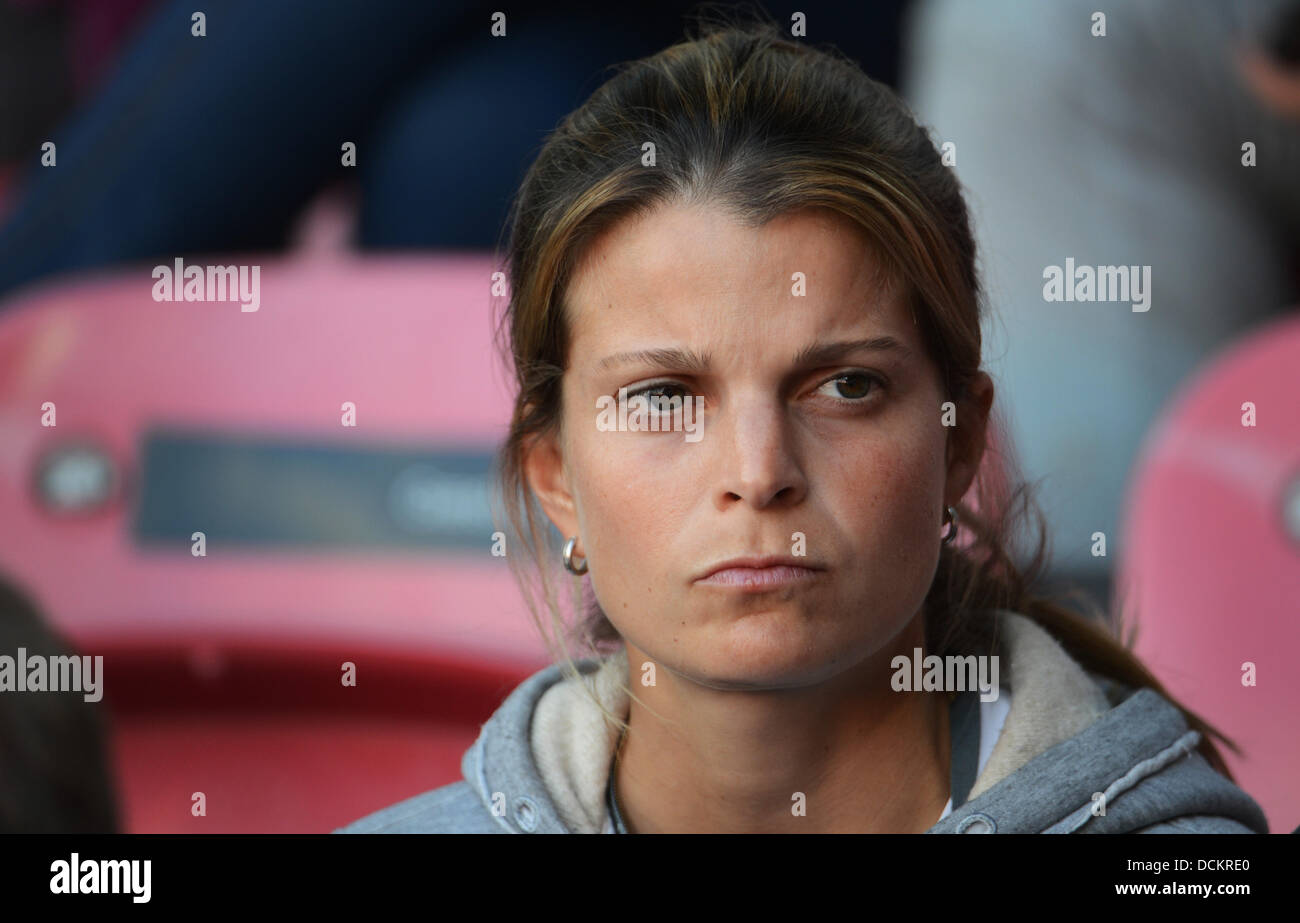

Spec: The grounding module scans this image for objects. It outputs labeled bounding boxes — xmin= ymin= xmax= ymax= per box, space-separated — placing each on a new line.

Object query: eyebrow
xmin=793 ymin=336 xmax=912 ymax=367
xmin=596 ymin=336 xmax=910 ymax=373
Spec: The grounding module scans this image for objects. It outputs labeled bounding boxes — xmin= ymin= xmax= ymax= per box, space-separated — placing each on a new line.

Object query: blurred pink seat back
xmin=0 ymin=253 xmax=547 ymax=665
xmin=0 ymin=253 xmax=563 ymax=831
xmin=1119 ymin=311 xmax=1300 ymax=834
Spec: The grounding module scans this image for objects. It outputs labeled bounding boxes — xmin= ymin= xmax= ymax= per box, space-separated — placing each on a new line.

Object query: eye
xmin=624 ymin=380 xmax=692 ymax=404
xmin=814 ymin=370 xmax=884 ymax=403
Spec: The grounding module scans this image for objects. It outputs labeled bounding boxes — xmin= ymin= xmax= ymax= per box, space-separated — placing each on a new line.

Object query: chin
xmin=682 ymin=616 xmax=856 ymax=689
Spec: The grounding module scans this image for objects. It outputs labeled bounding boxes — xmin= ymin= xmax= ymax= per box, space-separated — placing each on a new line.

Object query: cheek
xmin=831 ymin=422 xmax=946 ymax=561
xmin=570 ymin=431 xmax=691 ymax=602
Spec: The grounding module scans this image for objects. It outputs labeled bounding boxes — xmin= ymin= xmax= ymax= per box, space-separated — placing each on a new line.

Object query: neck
xmin=613 ymin=615 xmax=951 ymax=833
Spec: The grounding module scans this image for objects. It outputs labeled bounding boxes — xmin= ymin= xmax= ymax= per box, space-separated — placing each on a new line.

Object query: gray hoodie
xmin=336 ymin=610 xmax=1268 ymax=834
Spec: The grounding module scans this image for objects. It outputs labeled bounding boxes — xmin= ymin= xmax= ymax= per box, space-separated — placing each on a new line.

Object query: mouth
xmin=694 ymin=556 xmax=826 ymax=592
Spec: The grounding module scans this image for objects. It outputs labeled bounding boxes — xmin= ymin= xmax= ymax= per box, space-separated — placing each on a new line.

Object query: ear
xmin=944 ymin=371 xmax=995 ymax=508
xmin=521 ymin=427 xmax=582 ymax=549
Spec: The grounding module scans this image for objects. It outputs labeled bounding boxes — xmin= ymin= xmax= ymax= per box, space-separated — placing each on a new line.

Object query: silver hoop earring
xmin=562 ymin=536 xmax=588 ymax=575
xmin=941 ymin=506 xmax=958 ymax=544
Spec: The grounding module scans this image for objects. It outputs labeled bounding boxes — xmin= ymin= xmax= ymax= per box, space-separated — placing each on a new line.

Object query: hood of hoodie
xmin=453 ymin=609 xmax=1266 ymax=834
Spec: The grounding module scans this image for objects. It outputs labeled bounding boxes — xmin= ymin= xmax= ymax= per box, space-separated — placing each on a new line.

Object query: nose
xmin=713 ymin=395 xmax=808 ymax=511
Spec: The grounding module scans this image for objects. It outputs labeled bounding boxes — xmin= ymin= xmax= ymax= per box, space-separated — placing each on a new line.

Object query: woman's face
xmin=528 ymin=201 xmax=989 ymax=689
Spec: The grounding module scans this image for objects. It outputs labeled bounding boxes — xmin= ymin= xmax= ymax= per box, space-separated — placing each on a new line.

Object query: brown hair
xmin=489 ymin=9 xmax=1238 ymax=777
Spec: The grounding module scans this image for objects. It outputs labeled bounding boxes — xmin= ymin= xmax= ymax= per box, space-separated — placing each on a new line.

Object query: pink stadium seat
xmin=1118 ymin=310 xmax=1300 ymax=834
xmin=0 ymin=253 xmax=552 ymax=831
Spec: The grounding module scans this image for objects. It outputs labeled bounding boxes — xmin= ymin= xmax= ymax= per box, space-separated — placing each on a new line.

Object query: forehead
xmin=563 ymin=201 xmax=915 ymax=355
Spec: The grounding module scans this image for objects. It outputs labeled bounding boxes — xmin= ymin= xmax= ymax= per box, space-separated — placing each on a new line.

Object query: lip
xmin=695 ymin=555 xmax=826 ymax=590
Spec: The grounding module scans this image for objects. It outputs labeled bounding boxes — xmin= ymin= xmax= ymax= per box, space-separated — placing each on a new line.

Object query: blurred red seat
xmin=0 ymin=252 xmax=552 ymax=831
xmin=1118 ymin=310 xmax=1300 ymax=834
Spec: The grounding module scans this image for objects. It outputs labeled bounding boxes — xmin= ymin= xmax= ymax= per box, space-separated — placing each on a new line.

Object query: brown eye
xmin=816 ymin=371 xmax=881 ymax=402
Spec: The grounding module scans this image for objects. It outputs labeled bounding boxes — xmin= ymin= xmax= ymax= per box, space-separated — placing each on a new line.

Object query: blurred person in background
xmin=902 ymin=0 xmax=1300 ymax=615
xmin=0 ymin=0 xmax=909 ymax=300
xmin=0 ymin=574 xmax=121 ymax=833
